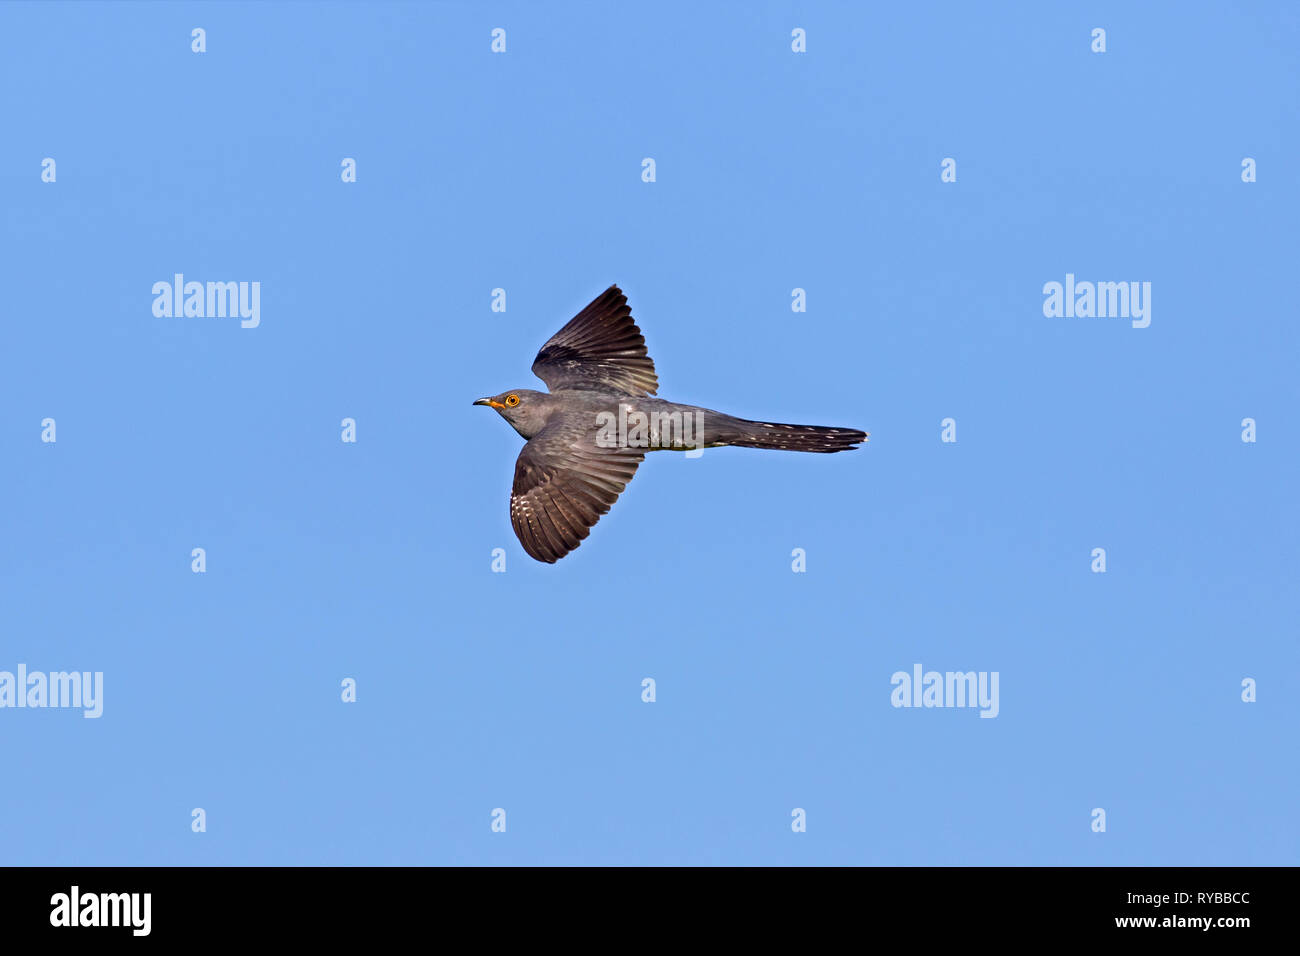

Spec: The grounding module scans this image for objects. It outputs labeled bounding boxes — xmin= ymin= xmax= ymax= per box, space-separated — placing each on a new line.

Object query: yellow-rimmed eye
xmin=505 ymin=394 xmax=520 ymax=407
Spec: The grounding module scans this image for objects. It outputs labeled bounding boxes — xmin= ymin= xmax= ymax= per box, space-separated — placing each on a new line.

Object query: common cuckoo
xmin=475 ymin=285 xmax=868 ymax=563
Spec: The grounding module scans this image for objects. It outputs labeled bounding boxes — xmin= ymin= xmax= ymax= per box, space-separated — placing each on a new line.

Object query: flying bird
xmin=475 ymin=285 xmax=868 ymax=563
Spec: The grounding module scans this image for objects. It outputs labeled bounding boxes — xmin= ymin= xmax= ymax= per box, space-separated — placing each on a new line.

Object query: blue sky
xmin=1 ymin=1 xmax=1296 ymax=865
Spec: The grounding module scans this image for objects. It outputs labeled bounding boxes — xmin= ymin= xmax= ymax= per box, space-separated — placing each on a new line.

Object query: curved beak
xmin=473 ymin=397 xmax=505 ymax=408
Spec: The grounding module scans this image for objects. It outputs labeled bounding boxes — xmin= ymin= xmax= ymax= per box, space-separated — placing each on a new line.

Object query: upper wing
xmin=510 ymin=419 xmax=644 ymax=563
xmin=531 ymin=285 xmax=659 ymax=397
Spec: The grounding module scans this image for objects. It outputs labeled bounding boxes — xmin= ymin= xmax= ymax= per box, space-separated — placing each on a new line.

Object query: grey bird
xmin=474 ymin=285 xmax=868 ymax=563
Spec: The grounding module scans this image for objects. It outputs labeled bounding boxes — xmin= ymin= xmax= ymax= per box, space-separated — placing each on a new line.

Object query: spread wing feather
xmin=510 ymin=419 xmax=644 ymax=563
xmin=531 ymin=285 xmax=659 ymax=397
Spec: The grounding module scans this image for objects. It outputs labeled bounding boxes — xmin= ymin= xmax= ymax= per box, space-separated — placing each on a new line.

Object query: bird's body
xmin=491 ymin=388 xmax=863 ymax=451
xmin=475 ymin=285 xmax=867 ymax=563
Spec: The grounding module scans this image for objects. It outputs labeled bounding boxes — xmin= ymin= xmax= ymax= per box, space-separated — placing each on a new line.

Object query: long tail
xmin=719 ymin=417 xmax=868 ymax=453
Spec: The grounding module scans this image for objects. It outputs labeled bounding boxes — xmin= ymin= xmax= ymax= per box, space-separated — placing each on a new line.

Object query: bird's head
xmin=473 ymin=388 xmax=552 ymax=439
